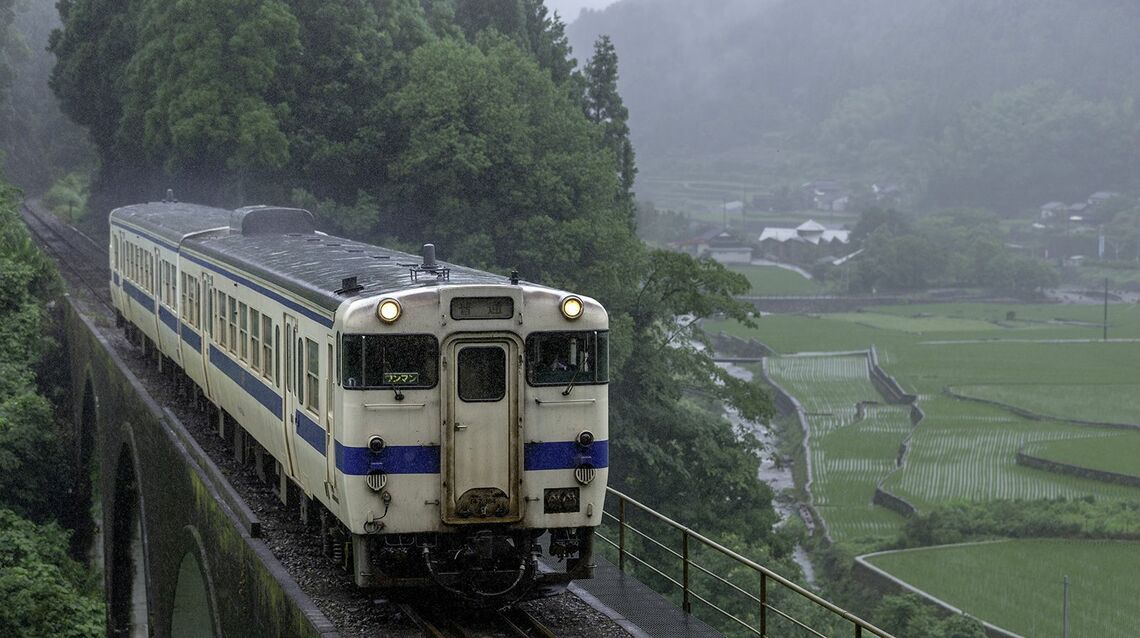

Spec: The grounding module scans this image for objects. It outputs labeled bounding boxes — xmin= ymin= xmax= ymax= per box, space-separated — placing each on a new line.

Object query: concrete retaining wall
xmin=1016 ymin=451 xmax=1140 ymax=488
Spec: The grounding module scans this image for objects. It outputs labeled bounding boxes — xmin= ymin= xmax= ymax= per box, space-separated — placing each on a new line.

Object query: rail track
xmin=19 ymin=201 xmax=113 ymax=312
xmin=397 ymin=602 xmax=561 ymax=638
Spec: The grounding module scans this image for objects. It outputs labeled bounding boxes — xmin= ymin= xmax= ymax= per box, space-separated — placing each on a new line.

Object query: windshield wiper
xmin=388 ymin=383 xmax=405 ymax=401
xmin=562 ymin=366 xmax=582 ymax=396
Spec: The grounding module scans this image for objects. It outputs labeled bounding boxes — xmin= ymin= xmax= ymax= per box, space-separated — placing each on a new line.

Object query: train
xmin=108 ymin=200 xmax=609 ymax=603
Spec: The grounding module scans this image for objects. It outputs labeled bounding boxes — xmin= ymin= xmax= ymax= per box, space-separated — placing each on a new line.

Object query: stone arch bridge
xmin=63 ymin=298 xmax=337 ymax=637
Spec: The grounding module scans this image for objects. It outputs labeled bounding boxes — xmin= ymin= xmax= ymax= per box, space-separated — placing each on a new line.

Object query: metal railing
xmin=596 ymin=488 xmax=894 ymax=638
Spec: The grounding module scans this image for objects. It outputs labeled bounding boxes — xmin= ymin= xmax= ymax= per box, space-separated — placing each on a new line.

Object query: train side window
xmin=305 ymin=338 xmax=319 ymax=415
xmin=239 ymin=302 xmax=249 ymax=362
xmin=326 ymin=343 xmax=334 ymax=426
xmin=250 ymin=309 xmax=261 ymax=371
xmin=262 ymin=317 xmax=274 ymax=381
xmin=113 ymin=236 xmax=119 ymax=270
xmin=295 ymin=338 xmax=304 ymax=404
xmin=228 ymin=296 xmax=238 ymax=353
xmin=274 ymin=326 xmax=280 ymax=386
xmin=216 ymin=293 xmax=227 ymax=347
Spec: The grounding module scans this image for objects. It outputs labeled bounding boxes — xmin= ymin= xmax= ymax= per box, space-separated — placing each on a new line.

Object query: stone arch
xmin=168 ymin=527 xmax=221 ymax=638
xmin=109 ymin=436 xmax=151 ymax=637
xmin=67 ymin=373 xmax=99 ymax=561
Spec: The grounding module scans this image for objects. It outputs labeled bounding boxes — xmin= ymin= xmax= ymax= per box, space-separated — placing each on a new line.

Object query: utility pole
xmin=1062 ymin=576 xmax=1070 ymax=638
xmin=1104 ymin=278 xmax=1109 ymax=342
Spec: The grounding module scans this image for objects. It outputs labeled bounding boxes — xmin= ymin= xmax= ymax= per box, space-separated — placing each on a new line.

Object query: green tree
xmin=121 ymin=0 xmax=300 ymax=201
xmin=583 ymin=35 xmax=636 ymax=203
xmin=0 ymin=509 xmax=103 ymax=638
xmin=48 ymin=0 xmax=140 ymax=163
xmin=282 ymin=0 xmax=432 ymax=206
xmin=851 ymin=207 xmax=913 ymax=243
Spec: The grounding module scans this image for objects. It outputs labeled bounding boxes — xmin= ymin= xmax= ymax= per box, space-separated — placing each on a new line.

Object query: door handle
xmin=454 ymin=422 xmax=468 ymax=431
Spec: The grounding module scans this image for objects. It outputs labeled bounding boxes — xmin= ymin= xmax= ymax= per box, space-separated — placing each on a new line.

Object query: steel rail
xmin=19 ymin=202 xmax=114 ymax=313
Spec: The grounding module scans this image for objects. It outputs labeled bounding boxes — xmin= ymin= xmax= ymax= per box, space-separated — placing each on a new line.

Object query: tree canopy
xmin=50 ymin=0 xmax=777 ymax=552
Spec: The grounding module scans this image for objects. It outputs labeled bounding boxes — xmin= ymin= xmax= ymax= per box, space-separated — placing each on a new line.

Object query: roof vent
xmin=231 ymin=205 xmax=316 ymax=235
xmin=335 ymin=276 xmax=364 ymax=296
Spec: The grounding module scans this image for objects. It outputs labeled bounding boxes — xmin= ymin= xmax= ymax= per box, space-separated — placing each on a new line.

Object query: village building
xmin=758 ymin=220 xmax=850 ymax=263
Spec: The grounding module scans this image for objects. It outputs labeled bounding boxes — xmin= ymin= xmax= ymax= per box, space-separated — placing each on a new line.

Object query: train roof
xmin=111 ymin=202 xmax=510 ymax=314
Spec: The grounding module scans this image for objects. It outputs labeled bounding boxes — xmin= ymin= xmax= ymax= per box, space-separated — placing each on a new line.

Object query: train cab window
xmin=526 ymin=331 xmax=609 ymax=386
xmin=458 ymin=347 xmax=506 ymax=402
xmin=341 ymin=334 xmax=439 ymax=390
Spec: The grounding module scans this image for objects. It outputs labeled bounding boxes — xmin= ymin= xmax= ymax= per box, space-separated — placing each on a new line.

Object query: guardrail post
xmin=618 ymin=497 xmax=626 ymax=571
xmin=760 ymin=573 xmax=767 ymax=637
xmin=682 ymin=531 xmax=691 ymax=614
xmin=855 ymin=624 xmax=862 ymax=637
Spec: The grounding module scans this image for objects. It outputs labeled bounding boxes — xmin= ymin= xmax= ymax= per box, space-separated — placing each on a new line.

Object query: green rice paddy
xmin=725 ymin=264 xmax=823 ymax=296
xmin=864 ymin=540 xmax=1140 ymax=638
xmin=951 ymin=384 xmax=1140 ymax=427
xmin=713 ymin=301 xmax=1140 ymax=631
xmin=1026 ymin=434 xmax=1140 ymax=479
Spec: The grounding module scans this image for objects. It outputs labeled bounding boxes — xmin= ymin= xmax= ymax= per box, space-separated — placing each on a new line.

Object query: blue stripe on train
xmin=208 ymin=345 xmax=282 ymax=419
xmin=524 ymin=440 xmax=609 ymax=471
xmin=180 ymin=323 xmax=201 ymax=351
xmin=335 ymin=442 xmax=441 ymax=475
xmin=158 ymin=306 xmax=178 ymax=332
xmin=296 ymin=410 xmax=326 ymax=455
xmin=329 ymin=440 xmax=609 ymax=476
xmin=122 ymin=280 xmax=154 ymax=311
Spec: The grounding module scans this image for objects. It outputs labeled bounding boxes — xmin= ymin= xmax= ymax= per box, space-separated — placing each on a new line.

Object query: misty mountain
xmin=568 ymin=0 xmax=1140 ymax=210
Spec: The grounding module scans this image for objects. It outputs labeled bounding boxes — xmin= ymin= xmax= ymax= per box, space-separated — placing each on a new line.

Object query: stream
xmin=718 ymin=361 xmax=817 ymax=586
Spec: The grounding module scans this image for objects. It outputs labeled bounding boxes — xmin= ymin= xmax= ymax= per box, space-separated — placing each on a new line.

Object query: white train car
xmin=109 ymin=201 xmax=609 ymax=601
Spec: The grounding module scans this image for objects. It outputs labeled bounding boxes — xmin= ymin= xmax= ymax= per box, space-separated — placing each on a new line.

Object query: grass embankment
xmin=726 ymin=264 xmax=823 ymax=296
xmin=865 ymin=540 xmax=1140 ymax=638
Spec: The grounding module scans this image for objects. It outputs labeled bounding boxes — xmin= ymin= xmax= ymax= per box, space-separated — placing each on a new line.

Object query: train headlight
xmin=367 ymin=436 xmax=385 ymax=454
xmin=560 ymin=296 xmax=583 ymax=320
xmin=576 ymin=430 xmax=595 ymax=448
xmin=376 ymin=298 xmax=401 ymax=323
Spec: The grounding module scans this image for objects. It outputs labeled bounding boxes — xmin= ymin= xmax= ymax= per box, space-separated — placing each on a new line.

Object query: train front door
xmin=442 ymin=336 xmax=521 ymax=524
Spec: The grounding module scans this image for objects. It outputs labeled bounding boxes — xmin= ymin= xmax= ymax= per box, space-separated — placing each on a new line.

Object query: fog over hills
xmin=567 ymin=0 xmax=1140 ymax=210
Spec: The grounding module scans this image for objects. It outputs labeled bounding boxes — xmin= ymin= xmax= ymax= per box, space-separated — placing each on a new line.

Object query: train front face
xmin=335 ymin=284 xmax=609 ymax=601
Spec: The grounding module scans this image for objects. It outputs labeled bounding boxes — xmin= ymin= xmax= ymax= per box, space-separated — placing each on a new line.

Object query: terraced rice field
xmin=1026 ymin=433 xmax=1140 ymax=478
xmin=766 ymin=355 xmax=911 ymax=542
xmin=882 ymin=397 xmax=1140 ymax=508
xmin=952 ymin=383 xmax=1140 ymax=426
xmin=863 ymin=540 xmax=1140 ymax=638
